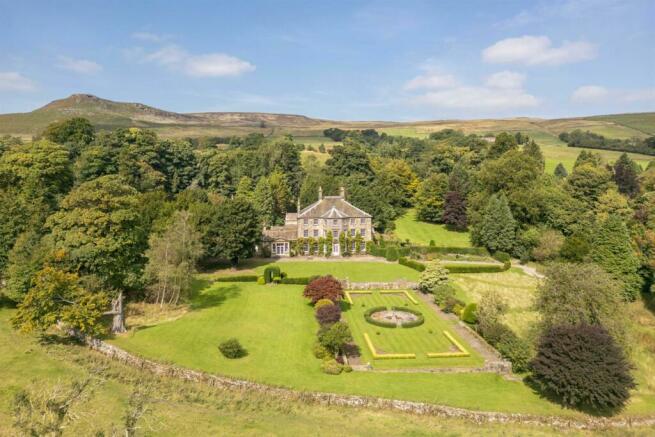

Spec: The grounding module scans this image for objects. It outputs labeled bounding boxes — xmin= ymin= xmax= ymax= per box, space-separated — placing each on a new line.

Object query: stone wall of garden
xmin=74 ymin=332 xmax=655 ymax=430
xmin=340 ymin=280 xmax=418 ymax=290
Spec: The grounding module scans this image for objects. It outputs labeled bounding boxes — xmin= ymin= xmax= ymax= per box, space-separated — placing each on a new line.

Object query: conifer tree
xmin=523 ymin=140 xmax=545 ymax=171
xmin=474 ymin=193 xmax=516 ymax=253
xmin=442 ymin=191 xmax=467 ymax=230
xmin=613 ymin=153 xmax=640 ymax=197
xmin=589 ymin=215 xmax=643 ymax=301
xmin=554 ymin=163 xmax=568 ymax=178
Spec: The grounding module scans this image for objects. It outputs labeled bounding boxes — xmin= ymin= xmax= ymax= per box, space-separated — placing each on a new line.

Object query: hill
xmin=1 ymin=94 xmax=654 ymax=145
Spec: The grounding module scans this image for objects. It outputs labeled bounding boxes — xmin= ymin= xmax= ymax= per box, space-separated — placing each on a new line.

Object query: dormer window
xmin=333 ymin=219 xmax=338 ymax=225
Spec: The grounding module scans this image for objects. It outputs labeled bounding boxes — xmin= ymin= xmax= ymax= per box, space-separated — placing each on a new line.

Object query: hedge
xmin=412 ymin=246 xmax=489 ymax=256
xmin=398 ymin=257 xmax=426 ymax=272
xmin=214 ymin=275 xmax=258 ymax=282
xmin=280 ymin=277 xmax=312 ymax=285
xmin=442 ymin=263 xmax=509 ymax=274
xmin=364 ymin=306 xmax=396 ymax=328
xmin=263 ymin=266 xmax=281 ymax=283
xmin=363 ymin=333 xmax=416 ymax=359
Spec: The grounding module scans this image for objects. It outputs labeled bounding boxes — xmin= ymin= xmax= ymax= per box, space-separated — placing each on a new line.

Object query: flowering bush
xmin=303 ymin=275 xmax=344 ymax=304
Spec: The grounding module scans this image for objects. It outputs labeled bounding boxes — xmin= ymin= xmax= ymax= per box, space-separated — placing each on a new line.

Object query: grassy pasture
xmin=342 ymin=290 xmax=482 ymax=369
xmin=392 ymin=209 xmax=472 ymax=247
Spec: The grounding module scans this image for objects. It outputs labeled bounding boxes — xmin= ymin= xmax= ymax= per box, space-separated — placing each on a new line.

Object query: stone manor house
xmin=262 ymin=187 xmax=373 ymax=256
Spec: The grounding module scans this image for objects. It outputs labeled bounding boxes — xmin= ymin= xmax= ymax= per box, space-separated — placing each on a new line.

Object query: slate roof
xmin=298 ymin=196 xmax=371 ymax=219
xmin=262 ymin=224 xmax=297 ymax=241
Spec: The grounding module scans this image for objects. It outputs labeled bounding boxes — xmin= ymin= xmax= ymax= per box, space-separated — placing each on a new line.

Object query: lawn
xmin=253 ymin=260 xmax=421 ymax=282
xmin=3 ymin=309 xmax=590 ymax=436
xmin=393 ymin=209 xmax=472 ymax=247
xmin=110 ymin=280 xmax=584 ymax=416
xmin=342 ymin=290 xmax=483 ymax=369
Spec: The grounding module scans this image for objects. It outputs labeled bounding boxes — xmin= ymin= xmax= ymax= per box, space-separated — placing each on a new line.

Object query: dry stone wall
xmin=73 ymin=332 xmax=655 ymax=430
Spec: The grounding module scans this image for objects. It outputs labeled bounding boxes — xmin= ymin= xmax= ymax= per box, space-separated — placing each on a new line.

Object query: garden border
xmin=71 ymin=331 xmax=655 ymax=431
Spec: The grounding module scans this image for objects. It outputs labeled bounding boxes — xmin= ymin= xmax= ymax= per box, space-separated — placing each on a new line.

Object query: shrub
xmin=320 ymin=359 xmax=343 ymax=375
xmin=256 ymin=276 xmax=265 ymax=285
xmin=312 ymin=342 xmax=331 ymax=359
xmin=433 ymin=283 xmax=455 ymax=306
xmin=418 ymin=263 xmax=449 ymax=294
xmin=460 ymin=303 xmax=478 ymax=324
xmin=532 ymin=229 xmax=564 ymax=262
xmin=342 ymin=365 xmax=353 ymax=373
xmin=441 ymin=296 xmax=466 ymax=314
xmin=263 ymin=266 xmax=281 ymax=284
xmin=272 ymin=275 xmax=281 ymax=283
xmin=385 ymin=246 xmax=399 ymax=262
xmin=496 ymin=331 xmax=531 ymax=372
xmin=398 ymin=257 xmax=426 ymax=272
xmin=214 ymin=275 xmax=257 ymax=282
xmin=315 ymin=298 xmax=335 ymax=310
xmin=492 ymin=251 xmax=511 ymax=263
xmin=530 ymin=324 xmax=635 ymax=411
xmin=218 ymin=338 xmax=247 ymax=359
xmin=429 ymin=240 xmax=435 ymax=247
xmin=316 ymin=304 xmax=341 ymax=325
xmin=303 ymin=275 xmax=344 ymax=304
xmin=318 ymin=321 xmax=352 ymax=354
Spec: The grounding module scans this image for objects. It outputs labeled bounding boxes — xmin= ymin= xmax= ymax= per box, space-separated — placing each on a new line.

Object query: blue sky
xmin=1 ymin=0 xmax=654 ymax=120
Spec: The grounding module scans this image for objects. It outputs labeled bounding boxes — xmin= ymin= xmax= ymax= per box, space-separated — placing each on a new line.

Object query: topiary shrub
xmin=320 ymin=358 xmax=343 ymax=375
xmin=460 ymin=303 xmax=478 ymax=324
xmin=263 ymin=266 xmax=281 ymax=284
xmin=303 ymin=275 xmax=344 ymax=304
xmin=530 ymin=324 xmax=635 ymax=411
xmin=256 ymin=276 xmax=265 ymax=285
xmin=218 ymin=338 xmax=247 ymax=359
xmin=315 ymin=298 xmax=335 ymax=310
xmin=315 ymin=304 xmax=341 ymax=325
xmin=385 ymin=246 xmax=400 ymax=262
xmin=492 ymin=251 xmax=511 ymax=263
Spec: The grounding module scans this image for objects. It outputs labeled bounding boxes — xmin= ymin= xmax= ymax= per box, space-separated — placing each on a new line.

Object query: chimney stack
xmin=339 ymin=186 xmax=345 ymax=199
xmin=318 ymin=186 xmax=323 ymax=200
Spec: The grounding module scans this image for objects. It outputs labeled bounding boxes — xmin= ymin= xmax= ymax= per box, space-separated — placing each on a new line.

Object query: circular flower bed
xmin=364 ymin=306 xmax=424 ymax=328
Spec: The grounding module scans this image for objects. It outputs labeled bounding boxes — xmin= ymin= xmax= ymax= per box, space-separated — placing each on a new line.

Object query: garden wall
xmin=72 ymin=332 xmax=655 ymax=430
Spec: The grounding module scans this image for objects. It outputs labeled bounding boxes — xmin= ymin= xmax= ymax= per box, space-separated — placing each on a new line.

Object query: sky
xmin=1 ymin=0 xmax=654 ymax=120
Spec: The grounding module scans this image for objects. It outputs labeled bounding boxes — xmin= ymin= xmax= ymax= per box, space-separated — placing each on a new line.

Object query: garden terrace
xmin=342 ymin=290 xmax=481 ymax=368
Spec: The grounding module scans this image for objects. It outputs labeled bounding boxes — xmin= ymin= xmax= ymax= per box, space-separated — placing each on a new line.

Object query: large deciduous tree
xmin=206 ymin=197 xmax=261 ymax=266
xmin=144 ymin=210 xmax=203 ymax=306
xmin=414 ymin=173 xmax=448 ymax=223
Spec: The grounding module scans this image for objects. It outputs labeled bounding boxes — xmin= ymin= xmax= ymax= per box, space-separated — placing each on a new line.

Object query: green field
xmin=252 ymin=260 xmax=421 ymax=282
xmin=342 ymin=290 xmax=482 ymax=368
xmin=540 ymin=144 xmax=652 ymax=174
xmin=393 ymin=209 xmax=472 ymax=247
xmin=4 ymin=308 xmax=598 ymax=436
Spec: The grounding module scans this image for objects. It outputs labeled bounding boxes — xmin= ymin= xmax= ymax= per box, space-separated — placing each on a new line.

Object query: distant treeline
xmin=559 ymin=130 xmax=655 ymax=156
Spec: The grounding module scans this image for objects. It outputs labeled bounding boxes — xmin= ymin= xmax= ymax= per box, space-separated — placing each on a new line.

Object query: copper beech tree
xmin=303 ymin=275 xmax=344 ymax=304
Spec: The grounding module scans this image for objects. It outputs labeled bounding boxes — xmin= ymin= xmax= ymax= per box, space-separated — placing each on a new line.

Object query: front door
xmin=333 ymin=242 xmax=340 ymax=255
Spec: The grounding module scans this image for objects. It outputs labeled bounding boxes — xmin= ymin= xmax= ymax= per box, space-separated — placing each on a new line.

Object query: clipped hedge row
xmin=263 ymin=266 xmax=281 ymax=283
xmin=412 ymin=246 xmax=489 ymax=256
xmin=364 ymin=306 xmax=396 ymax=328
xmin=214 ymin=275 xmax=258 ymax=282
xmin=442 ymin=263 xmax=509 ymax=274
xmin=398 ymin=257 xmax=426 ymax=272
xmin=363 ymin=333 xmax=416 ymax=359
xmin=280 ymin=277 xmax=312 ymax=285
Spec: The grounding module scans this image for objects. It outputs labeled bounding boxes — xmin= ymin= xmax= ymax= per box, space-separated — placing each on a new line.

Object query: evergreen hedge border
xmin=364 ymin=306 xmax=397 ymax=328
xmin=398 ymin=257 xmax=426 ymax=272
xmin=442 ymin=263 xmax=510 ymax=274
xmin=214 ymin=275 xmax=258 ymax=282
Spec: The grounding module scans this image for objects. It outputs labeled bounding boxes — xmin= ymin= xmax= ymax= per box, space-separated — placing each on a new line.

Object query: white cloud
xmin=571 ymin=85 xmax=609 ymax=102
xmin=132 ymin=32 xmax=167 ymax=43
xmin=57 ymin=56 xmax=102 ymax=74
xmin=404 ymin=72 xmax=457 ymax=90
xmin=143 ymin=44 xmax=255 ymax=77
xmin=0 ymin=72 xmax=35 ymax=92
xmin=405 ymin=68 xmax=538 ymax=111
xmin=412 ymin=86 xmax=538 ymax=110
xmin=571 ymin=85 xmax=655 ymax=104
xmin=482 ymin=35 xmax=597 ymax=66
xmin=485 ymin=71 xmax=525 ymax=89
xmin=185 ymin=53 xmax=255 ymax=77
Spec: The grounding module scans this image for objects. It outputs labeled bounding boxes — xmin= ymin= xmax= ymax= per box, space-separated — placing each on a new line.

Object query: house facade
xmin=262 ymin=187 xmax=373 ymax=257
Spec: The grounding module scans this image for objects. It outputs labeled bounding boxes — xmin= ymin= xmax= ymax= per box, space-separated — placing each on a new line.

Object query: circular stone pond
xmin=369 ymin=309 xmax=420 ymax=327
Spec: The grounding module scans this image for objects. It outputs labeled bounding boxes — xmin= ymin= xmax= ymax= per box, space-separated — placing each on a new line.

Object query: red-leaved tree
xmin=303 ymin=275 xmax=344 ymax=304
